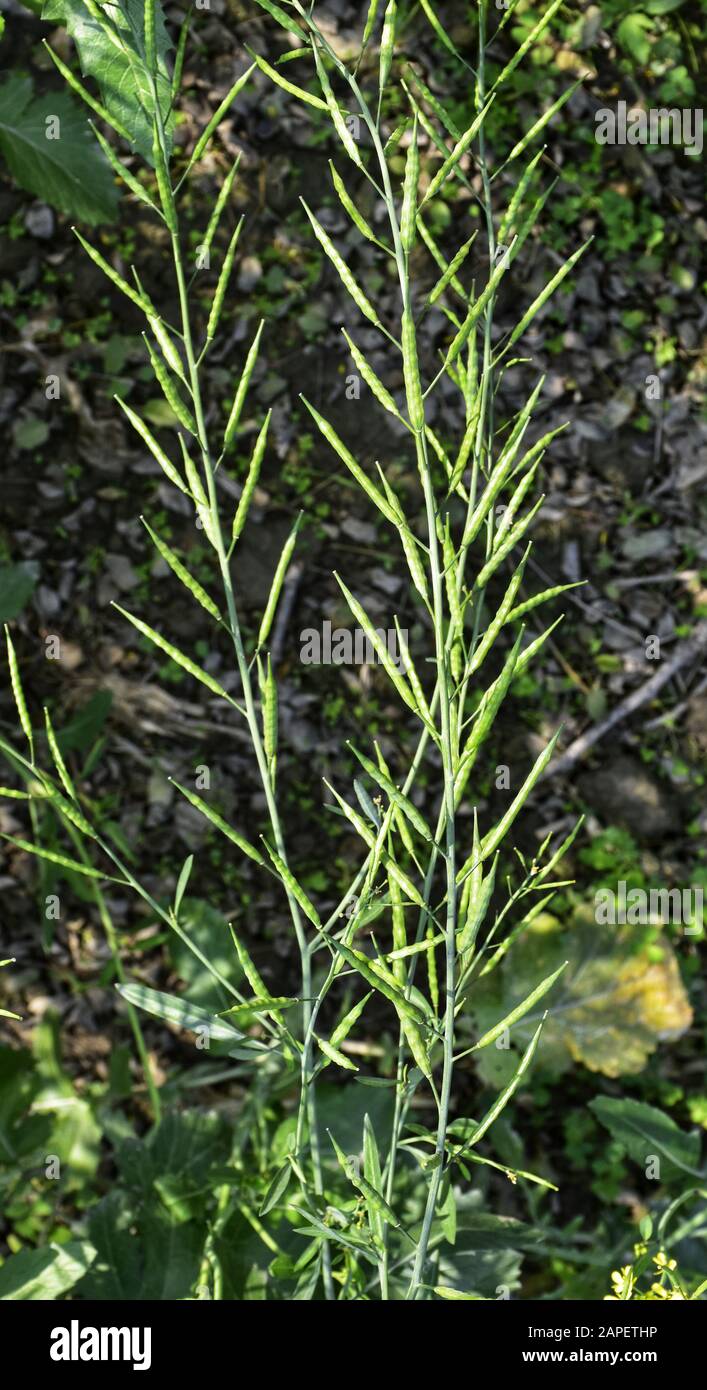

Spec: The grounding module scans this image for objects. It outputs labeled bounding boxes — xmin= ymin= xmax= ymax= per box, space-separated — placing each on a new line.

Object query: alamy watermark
xmin=595 ymin=881 xmax=703 ymax=934
xmin=595 ymin=102 xmax=703 ymax=156
xmin=300 ymin=621 xmax=408 ymax=671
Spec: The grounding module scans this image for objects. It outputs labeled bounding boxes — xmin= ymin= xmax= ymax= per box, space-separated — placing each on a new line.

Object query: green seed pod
xmin=44 ymin=707 xmax=76 ymax=800
xmin=144 ymin=335 xmax=196 ymax=434
xmin=379 ymin=0 xmax=397 ymax=95
xmin=151 ymin=128 xmax=177 ymax=232
xmin=169 ymin=779 xmax=266 ymax=866
xmin=401 ymin=307 xmax=424 ymax=431
xmin=261 ymin=654 xmax=278 ymax=781
xmin=147 ymin=315 xmax=186 ymax=380
xmin=316 ymin=1036 xmax=358 ymax=1071
xmin=301 ymin=200 xmax=382 ymax=329
xmin=330 ymin=991 xmax=374 ymax=1048
xmin=5 ymin=627 xmax=33 ymax=762
xmin=115 ymin=397 xmax=189 ymax=495
xmin=224 ymin=321 xmax=264 ymax=453
xmin=263 ymin=841 xmax=321 ymax=928
xmin=141 ymin=517 xmax=221 ymax=622
xmin=341 ymin=329 xmax=402 ymax=421
xmin=257 ymin=515 xmax=302 ymax=649
xmin=207 ymin=217 xmax=244 ymax=343
xmin=400 ymin=116 xmax=419 ymax=254
xmin=73 ymin=231 xmax=156 ymax=316
xmin=232 ymin=409 xmax=270 ymax=544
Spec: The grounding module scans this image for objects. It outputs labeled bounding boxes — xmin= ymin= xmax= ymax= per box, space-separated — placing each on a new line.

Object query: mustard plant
xmin=3 ymin=0 xmax=591 ymax=1299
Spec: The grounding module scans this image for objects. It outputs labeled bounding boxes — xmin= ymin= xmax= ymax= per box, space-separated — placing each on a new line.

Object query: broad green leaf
xmin=590 ymin=1097 xmax=702 ymax=1182
xmin=0 ymin=564 xmax=37 ymax=622
xmin=116 ymin=982 xmax=250 ymax=1046
xmin=469 ymin=910 xmax=693 ymax=1086
xmin=0 ymin=74 xmax=119 ymax=224
xmin=0 ymin=1241 xmax=96 ymax=1300
xmin=42 ymin=0 xmax=174 ymax=160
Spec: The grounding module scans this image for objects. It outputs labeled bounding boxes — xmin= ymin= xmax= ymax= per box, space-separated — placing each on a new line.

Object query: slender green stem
xmin=147 ymin=68 xmax=338 ymax=1295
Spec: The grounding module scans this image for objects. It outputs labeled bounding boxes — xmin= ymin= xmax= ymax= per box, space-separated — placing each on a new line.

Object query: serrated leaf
xmin=42 ymin=0 xmax=174 ymax=160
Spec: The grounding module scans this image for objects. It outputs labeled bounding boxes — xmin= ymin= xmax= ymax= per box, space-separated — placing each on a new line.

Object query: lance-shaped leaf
xmin=257 ymin=514 xmax=302 ymax=648
xmin=112 ymin=604 xmax=235 ymax=702
xmin=169 ymin=780 xmax=266 ymax=867
xmin=590 ymin=1097 xmax=702 ymax=1181
xmin=302 ymin=200 xmax=383 ymax=329
xmin=479 ymin=729 xmax=561 ymax=861
xmin=116 ymin=982 xmax=251 ymax=1046
xmin=140 ymin=517 xmax=221 ymax=621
